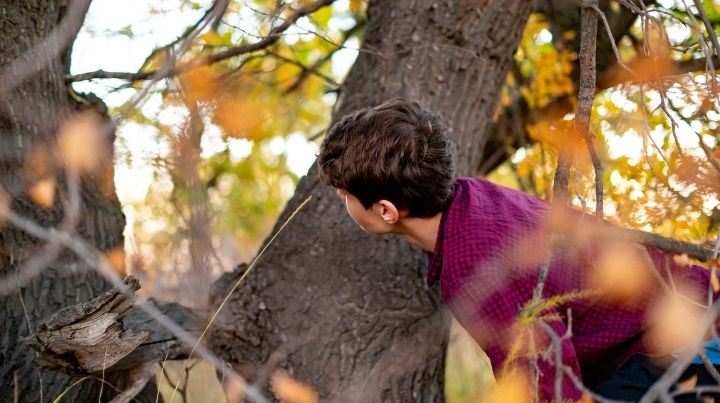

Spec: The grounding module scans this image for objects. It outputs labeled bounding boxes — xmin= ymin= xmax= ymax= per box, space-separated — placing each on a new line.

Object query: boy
xmin=317 ymin=99 xmax=718 ymax=401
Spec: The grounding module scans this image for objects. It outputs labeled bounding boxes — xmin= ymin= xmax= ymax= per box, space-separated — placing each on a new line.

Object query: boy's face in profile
xmin=335 ymin=188 xmax=395 ymax=235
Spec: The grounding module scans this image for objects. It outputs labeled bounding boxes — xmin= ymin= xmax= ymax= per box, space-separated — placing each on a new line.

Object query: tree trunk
xmin=0 ymin=1 xmax=157 ymax=401
xmin=208 ymin=1 xmax=532 ymax=401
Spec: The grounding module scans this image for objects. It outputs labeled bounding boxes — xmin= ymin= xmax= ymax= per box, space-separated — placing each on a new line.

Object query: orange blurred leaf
xmin=647 ymin=295 xmax=703 ymax=355
xmin=180 ymin=65 xmax=221 ymax=102
xmin=271 ymin=371 xmax=318 ymax=403
xmin=526 ymin=118 xmax=584 ymax=159
xmin=213 ymin=98 xmax=265 ymax=139
xmin=480 ymin=371 xmax=531 ymax=403
xmin=606 ymin=55 xmax=676 ymax=88
xmin=105 ymin=247 xmax=126 ymax=274
xmin=29 ymin=178 xmax=56 ymax=209
xmin=349 ymin=0 xmax=363 ymax=12
xmin=591 ymin=243 xmax=651 ymax=302
xmin=57 ymin=112 xmax=105 ymax=174
xmin=677 ymin=374 xmax=698 ymax=393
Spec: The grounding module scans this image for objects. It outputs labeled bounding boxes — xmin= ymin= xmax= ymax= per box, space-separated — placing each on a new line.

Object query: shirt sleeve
xmin=448 ymin=273 xmax=584 ymax=401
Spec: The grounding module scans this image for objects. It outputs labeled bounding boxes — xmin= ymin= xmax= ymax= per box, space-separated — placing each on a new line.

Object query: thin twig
xmin=66 ymin=0 xmax=337 ymax=84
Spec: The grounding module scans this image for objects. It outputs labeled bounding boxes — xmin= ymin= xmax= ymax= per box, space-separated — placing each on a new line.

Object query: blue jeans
xmin=594 ymin=354 xmax=720 ymax=402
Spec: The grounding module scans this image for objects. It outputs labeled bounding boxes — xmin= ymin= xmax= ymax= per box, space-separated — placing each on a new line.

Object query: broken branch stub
xmin=26 ymin=275 xmax=203 ymax=375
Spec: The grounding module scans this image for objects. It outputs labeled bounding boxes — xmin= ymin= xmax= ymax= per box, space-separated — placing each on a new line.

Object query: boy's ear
xmin=376 ymin=199 xmax=400 ymax=224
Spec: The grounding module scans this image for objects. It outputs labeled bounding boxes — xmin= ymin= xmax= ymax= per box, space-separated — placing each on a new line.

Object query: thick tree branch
xmin=619 ymin=226 xmax=716 ymax=261
xmin=65 ymin=0 xmax=336 ymax=84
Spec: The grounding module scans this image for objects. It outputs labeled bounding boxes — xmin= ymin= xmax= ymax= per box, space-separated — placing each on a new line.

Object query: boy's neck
xmin=395 ymin=212 xmax=443 ymax=253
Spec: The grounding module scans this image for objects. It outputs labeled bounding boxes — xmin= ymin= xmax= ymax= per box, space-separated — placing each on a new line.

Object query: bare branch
xmin=554 ymin=0 xmax=605 ymax=216
xmin=65 ymin=70 xmax=154 ymax=83
xmin=283 ymin=19 xmax=365 ymax=94
xmin=65 ymin=0 xmax=337 ymax=84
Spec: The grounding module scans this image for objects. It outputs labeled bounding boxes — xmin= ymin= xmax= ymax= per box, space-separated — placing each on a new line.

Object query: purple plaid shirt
xmin=426 ymin=177 xmax=712 ymax=400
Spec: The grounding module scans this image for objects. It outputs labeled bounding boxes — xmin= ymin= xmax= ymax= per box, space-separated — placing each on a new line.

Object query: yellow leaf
xmin=29 ymin=178 xmax=56 ymax=209
xmin=271 ymin=371 xmax=318 ymax=403
xmin=200 ymin=31 xmax=223 ymax=46
xmin=276 ymin=63 xmax=302 ymax=91
xmin=712 ymin=271 xmax=720 ymax=293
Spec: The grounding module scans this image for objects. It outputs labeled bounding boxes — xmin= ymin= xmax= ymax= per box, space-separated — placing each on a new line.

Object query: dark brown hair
xmin=318 ymin=99 xmax=455 ymax=217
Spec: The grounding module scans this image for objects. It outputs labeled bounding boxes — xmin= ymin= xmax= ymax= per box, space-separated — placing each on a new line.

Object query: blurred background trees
xmin=1 ymin=0 xmax=719 ymax=401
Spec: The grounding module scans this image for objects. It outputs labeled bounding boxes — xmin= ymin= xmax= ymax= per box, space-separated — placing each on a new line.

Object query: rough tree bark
xmin=0 ymin=1 xmax=159 ymax=401
xmin=208 ymin=1 xmax=532 ymax=401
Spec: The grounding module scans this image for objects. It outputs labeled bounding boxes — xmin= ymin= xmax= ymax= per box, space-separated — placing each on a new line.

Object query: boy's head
xmin=318 ymin=99 xmax=455 ymax=231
